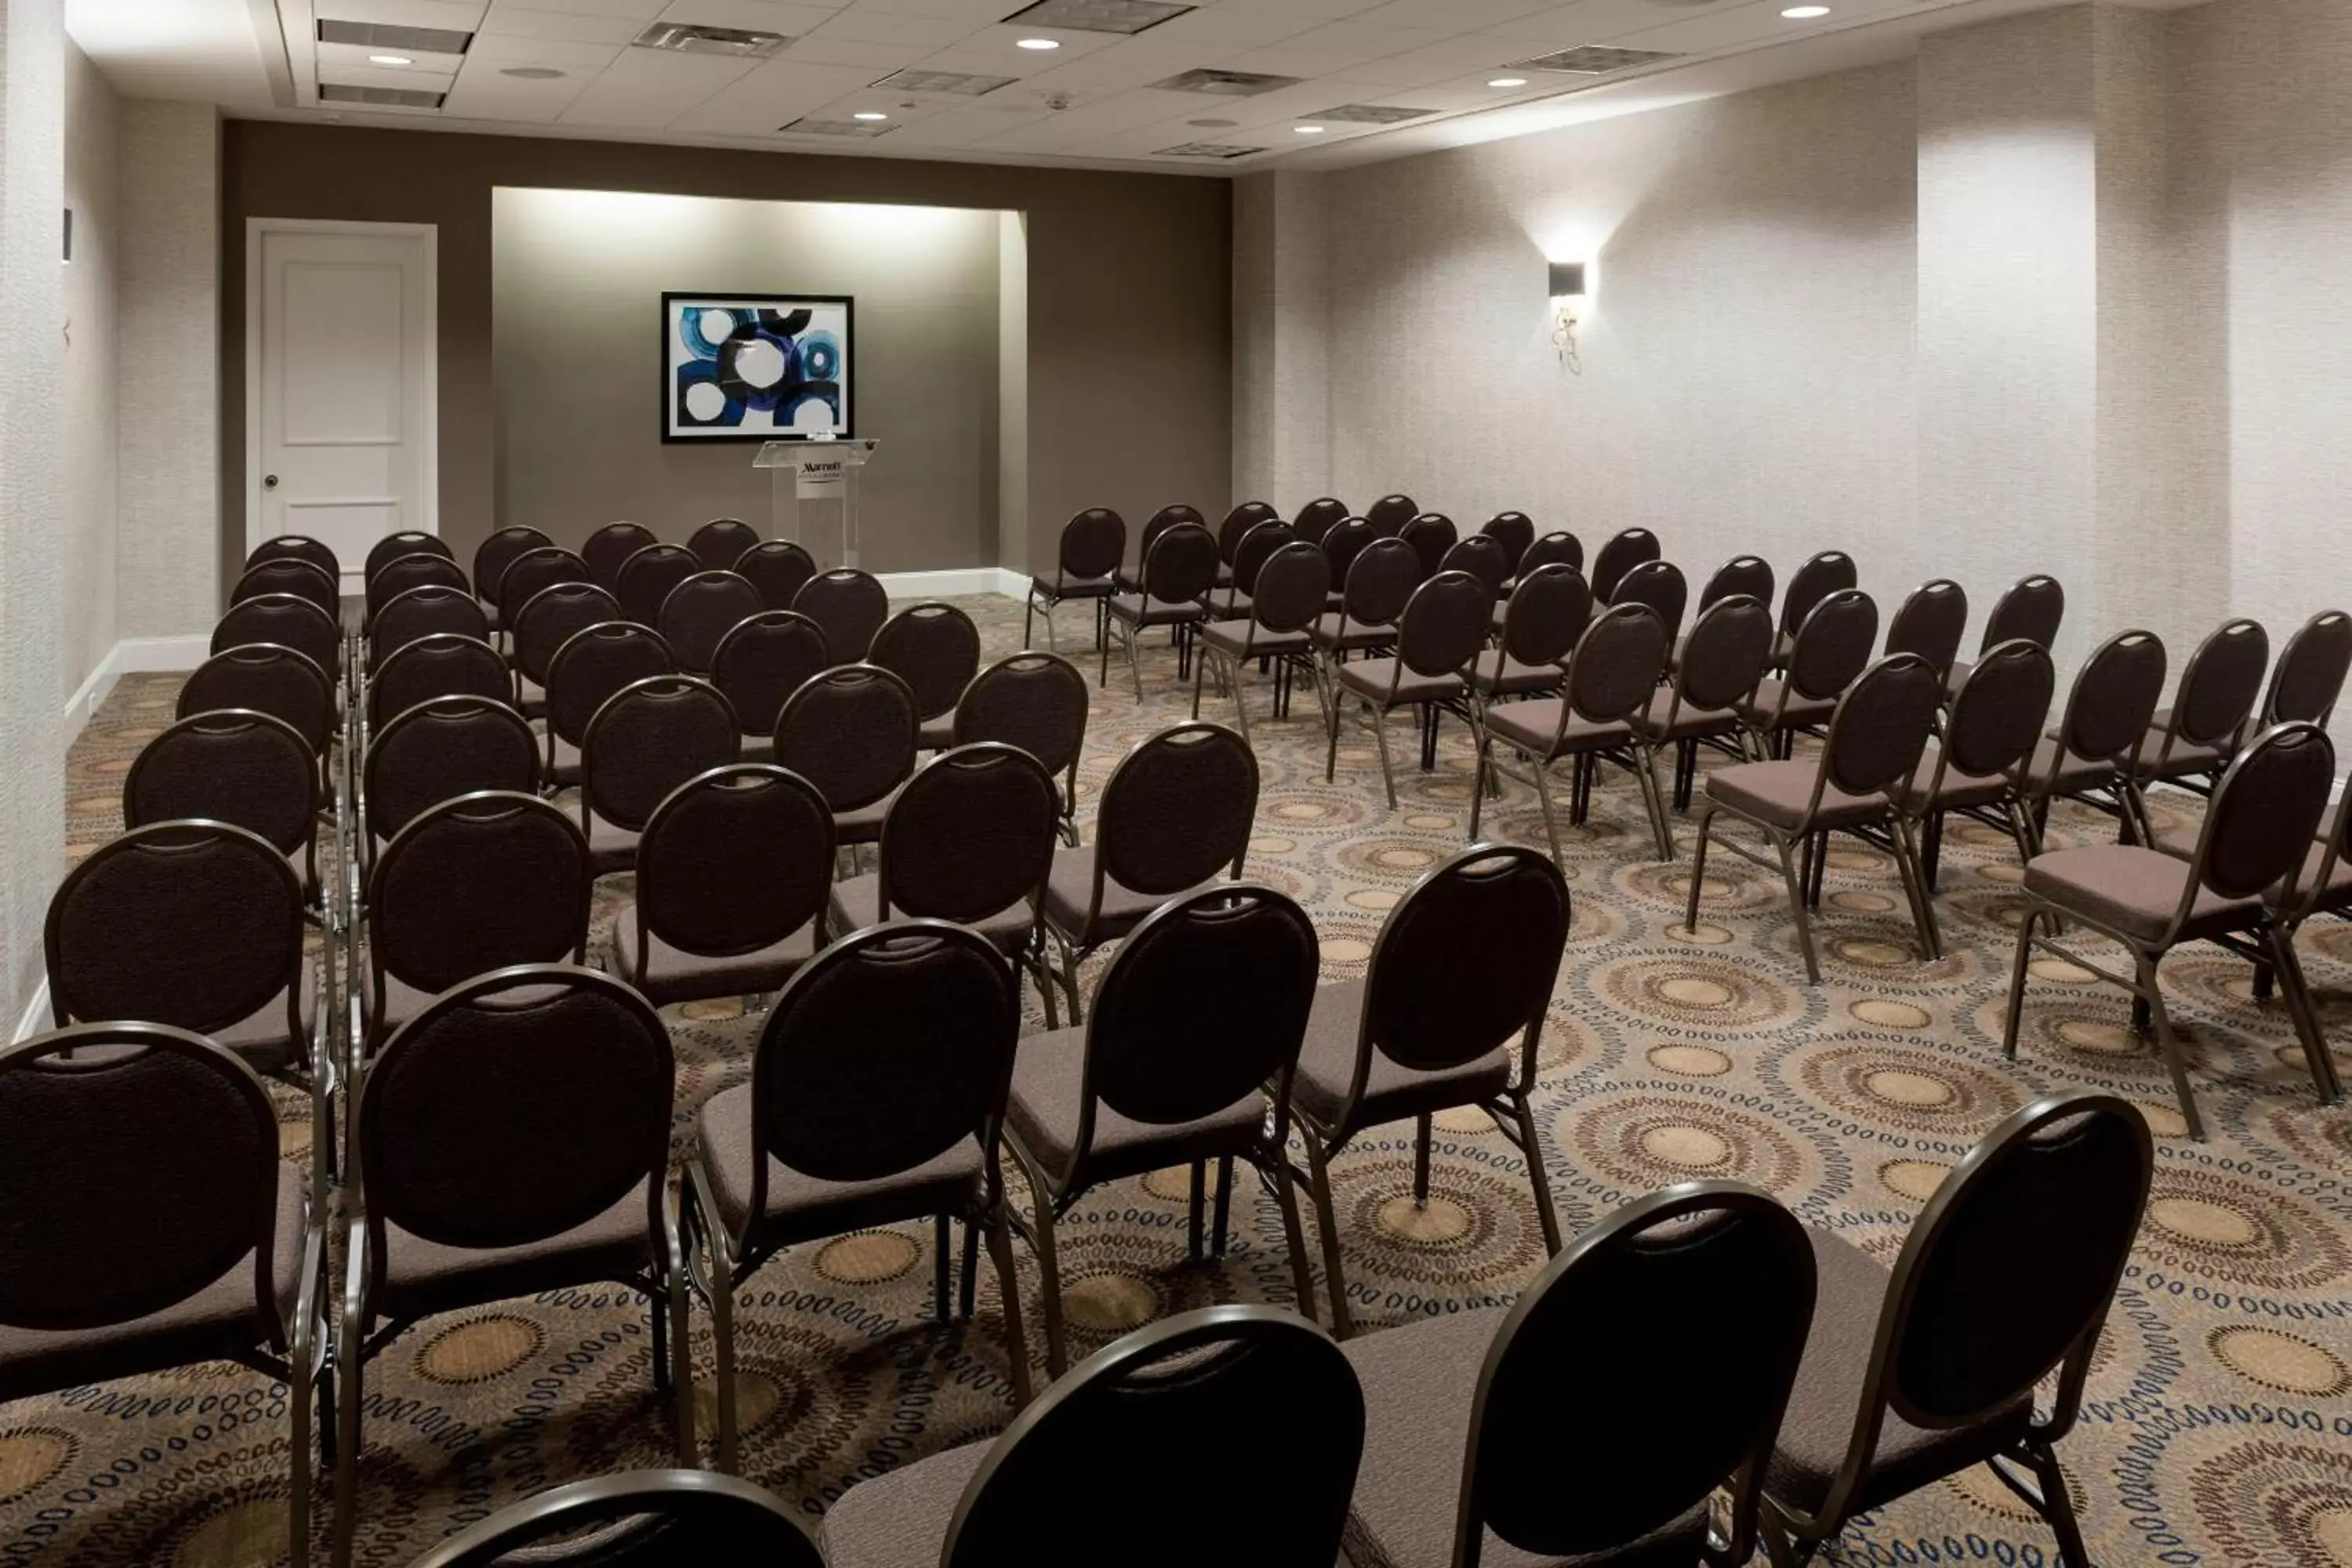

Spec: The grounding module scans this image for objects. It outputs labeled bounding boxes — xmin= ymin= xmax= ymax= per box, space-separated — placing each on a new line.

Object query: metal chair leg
xmin=1531 ymin=755 xmax=1564 ymax=869
xmin=2265 ymin=926 xmax=2343 ymax=1104
xmin=1187 ymin=1160 xmax=1207 ymax=1260
xmin=1298 ymin=1127 xmax=1355 ymax=1338
xmin=1411 ymin=1112 xmax=1432 ymax=1205
xmin=1510 ymin=1088 xmax=1565 ymax=1254
xmin=1261 ymin=1149 xmax=1318 ymax=1323
xmin=1014 ymin=1142 xmax=1072 ymax=1377
xmin=1683 ymin=805 xmax=1717 ymax=934
xmin=2024 ymin=1442 xmax=2092 ymax=1568
xmin=985 ymin=1204 xmax=1035 ymax=1407
xmin=2138 ymin=951 xmax=2206 ymax=1140
xmin=2002 ymin=907 xmax=2039 ymax=1060
xmin=1211 ymin=1154 xmax=1233 ymax=1257
xmin=1777 ymin=833 xmax=1822 ymax=983
xmin=1370 ymin=701 xmax=1398 ymax=808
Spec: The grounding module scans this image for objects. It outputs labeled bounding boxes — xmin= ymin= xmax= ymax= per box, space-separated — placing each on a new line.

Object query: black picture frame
xmin=660 ymin=291 xmax=855 ymax=444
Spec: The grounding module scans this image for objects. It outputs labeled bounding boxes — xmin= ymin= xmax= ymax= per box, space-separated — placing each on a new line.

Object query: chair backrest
xmin=773 ymin=662 xmax=920 ymax=814
xmin=1396 ymin=570 xmax=1493 ymax=679
xmin=1400 ymin=512 xmax=1458 ymax=580
xmin=366 ymin=551 xmax=469 ymax=622
xmin=404 ymin=1470 xmax=824 ymax=1568
xmin=1779 ymin=550 xmax=1858 ymax=641
xmin=583 ymin=521 xmax=659 ymax=590
xmin=1980 ymin=573 xmax=2064 ymax=654
xmin=361 ymin=967 xmax=672 ymax=1270
xmin=2183 ymin=720 xmax=2336 ymax=903
xmin=1439 ymin=534 xmax=1510 ymax=597
xmin=248 ymin=533 xmax=339 ymax=583
xmin=1294 ymin=496 xmax=1349 ymax=543
xmin=710 ymin=610 xmax=829 ymax=738
xmin=1129 ymin=520 xmax=1213 ymax=606
xmin=1319 ymin=518 xmax=1377 ymax=601
xmin=179 ymin=642 xmax=334 ymax=755
xmin=744 ymin=921 xmax=1015 ymax=1217
xmin=1820 ymin=653 xmax=1942 ymax=800
xmin=871 ymin=601 xmax=982 ymax=722
xmin=688 ymin=517 xmax=761 ymax=572
xmin=1461 ymin=1184 xmax=1816 ymax=1566
xmin=1786 ymin=588 xmax=1879 ymax=702
xmin=656 ymin=569 xmax=764 ymax=673
xmin=1216 ymin=501 xmax=1279 ymax=563
xmin=944 ymin=1306 xmax=1363 ymax=1568
xmin=1496 ymin=564 xmax=1590 ymax=671
xmin=368 ymin=633 xmax=510 ymax=731
xmin=792 ymin=567 xmax=890 ymax=663
xmin=2053 ymin=629 xmax=2167 ymax=770
xmin=616 ymin=543 xmax=703 ymax=629
xmin=369 ymin=792 xmax=592 ymax=998
xmin=1360 ymin=844 xmax=1569 ymax=1082
xmin=735 ymin=539 xmax=818 ymax=612
xmin=231 ymin=557 xmax=339 ymax=619
xmin=546 ymin=622 xmax=677 ymax=749
xmin=1247 ymin=543 xmax=1331 ymax=639
xmin=1133 ymin=504 xmax=1200 ymax=575
xmin=1097 ymin=723 xmax=1258 ymax=898
xmin=472 ymin=525 xmax=553 ymax=612
xmin=1056 ymin=507 xmax=1127 ymax=583
xmin=1078 ymin=886 xmax=1318 ymax=1156
xmin=212 ymin=592 xmax=342 ymax=677
xmin=1229 ymin=520 xmax=1298 ymax=600
xmin=2263 ymin=609 xmax=2352 ymax=728
xmin=372 ymin=584 xmax=491 ymax=670
xmin=1942 ymin=639 xmax=2055 ymax=781
xmin=1338 ymin=538 xmax=1422 ymax=633
xmin=1884 ymin=579 xmax=1969 ymax=679
xmin=1674 ymin=594 xmax=1773 ymax=713
xmin=953 ymin=652 xmax=1088 ymax=792
xmin=1588 ymin=528 xmax=1661 ymax=603
xmin=1609 ymin=558 xmax=1686 ymax=637
xmin=582 ymin=675 xmax=742 ymax=832
xmin=2164 ymin=617 xmax=2269 ymax=750
xmin=1566 ymin=603 xmax=1669 ymax=724
xmin=1479 ymin=511 xmax=1536 ymax=574
xmin=364 ymin=696 xmax=540 ymax=845
xmin=124 ymin=709 xmax=317 ymax=858
xmin=637 ymin=765 xmax=834 ymax=958
xmin=1700 ymin=554 xmax=1774 ymax=612
xmin=0 ymin=1023 xmax=285 ymax=1335
xmin=1859 ymin=1095 xmax=2150 ymax=1473
xmin=511 ymin=581 xmax=622 ymax=688
xmin=1364 ymin=493 xmax=1419 ymax=535
xmin=1519 ymin=529 xmax=1584 ymax=577
xmin=496 ymin=546 xmax=593 ymax=631
xmin=877 ymin=744 xmax=1060 ymax=924
xmin=365 ymin=530 xmax=451 ymax=583
xmin=45 ymin=821 xmax=303 ymax=1036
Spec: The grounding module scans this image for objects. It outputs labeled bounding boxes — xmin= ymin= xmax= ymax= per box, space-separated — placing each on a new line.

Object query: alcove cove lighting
xmin=1780 ymin=6 xmax=1831 ymax=16
xmin=1295 ymin=124 xmax=1325 ymax=134
xmin=853 ymin=111 xmax=890 ymax=121
xmin=1489 ymin=76 xmax=1528 ymax=87
xmin=1017 ymin=37 xmax=1062 ymax=49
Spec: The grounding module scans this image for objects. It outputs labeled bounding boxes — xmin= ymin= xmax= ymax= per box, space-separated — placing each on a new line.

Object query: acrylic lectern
xmin=754 ymin=438 xmax=880 ymax=572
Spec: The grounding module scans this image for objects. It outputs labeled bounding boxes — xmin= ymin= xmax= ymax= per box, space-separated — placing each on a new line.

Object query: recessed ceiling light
xmin=368 ymin=53 xmax=414 ymax=66
xmin=853 ymin=111 xmax=890 ymax=121
xmin=1294 ymin=124 xmax=1325 ymax=134
xmin=499 ymin=66 xmax=566 ymax=80
xmin=1487 ymin=76 xmax=1527 ymax=87
xmin=1016 ymin=37 xmax=1061 ymax=49
xmin=1780 ymin=5 xmax=1831 ymax=16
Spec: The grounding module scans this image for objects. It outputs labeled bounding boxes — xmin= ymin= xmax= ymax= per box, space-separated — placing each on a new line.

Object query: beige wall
xmin=492 ymin=189 xmax=1004 ymax=572
xmin=62 ymin=39 xmax=114 ymax=699
xmin=223 ymin=121 xmax=1232 ymax=589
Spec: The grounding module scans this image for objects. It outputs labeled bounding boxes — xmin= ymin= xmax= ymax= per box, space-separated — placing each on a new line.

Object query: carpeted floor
xmin=13 ymin=591 xmax=2352 ymax=1566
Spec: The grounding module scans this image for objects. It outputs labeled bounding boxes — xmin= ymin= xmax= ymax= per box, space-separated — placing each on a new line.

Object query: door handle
xmin=263 ymin=474 xmax=280 ymax=489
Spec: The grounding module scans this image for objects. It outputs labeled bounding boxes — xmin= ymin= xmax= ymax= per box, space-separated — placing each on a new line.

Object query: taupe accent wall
xmin=220 ymin=122 xmax=1232 ymax=584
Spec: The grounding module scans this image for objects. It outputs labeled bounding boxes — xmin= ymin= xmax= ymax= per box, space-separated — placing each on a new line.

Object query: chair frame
xmin=953 ymin=651 xmax=1089 ymax=848
xmin=1027 ymin=507 xmax=1126 ymax=654
xmin=1327 ymin=569 xmax=1493 ymax=808
xmin=406 ymin=1468 xmax=822 ymax=1568
xmin=1192 ymin=539 xmax=1333 ymax=743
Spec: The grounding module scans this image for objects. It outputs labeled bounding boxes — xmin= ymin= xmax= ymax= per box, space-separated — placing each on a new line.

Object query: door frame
xmin=243 ymin=216 xmax=440 ymax=565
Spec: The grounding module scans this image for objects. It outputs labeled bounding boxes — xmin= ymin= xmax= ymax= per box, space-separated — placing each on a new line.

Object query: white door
xmin=249 ymin=222 xmax=436 ymax=597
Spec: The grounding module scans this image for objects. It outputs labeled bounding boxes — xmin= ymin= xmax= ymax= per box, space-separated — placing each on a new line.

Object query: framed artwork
xmin=661 ymin=292 xmax=853 ymax=442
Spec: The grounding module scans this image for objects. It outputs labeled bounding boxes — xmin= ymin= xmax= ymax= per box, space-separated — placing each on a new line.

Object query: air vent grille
xmin=1155 ymin=142 xmax=1258 ymax=159
xmin=1003 ymin=0 xmax=1192 ymax=33
xmin=633 ymin=22 xmax=791 ymax=58
xmin=1311 ymin=103 xmax=1436 ymax=125
xmin=871 ymin=68 xmax=1017 ymax=96
xmin=778 ymin=118 xmax=893 ymax=137
xmin=1149 ymin=68 xmax=1302 ymax=96
xmin=318 ymin=82 xmax=447 ymax=108
xmin=1507 ymin=45 xmax=1682 ymax=74
xmin=316 ymin=20 xmax=471 ymax=54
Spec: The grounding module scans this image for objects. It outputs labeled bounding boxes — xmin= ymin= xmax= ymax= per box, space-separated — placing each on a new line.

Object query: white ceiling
xmin=67 ymin=0 xmax=2207 ymax=175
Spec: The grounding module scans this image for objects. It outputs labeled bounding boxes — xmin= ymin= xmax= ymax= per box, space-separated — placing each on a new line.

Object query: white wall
xmin=61 ymin=37 xmax=114 ymax=705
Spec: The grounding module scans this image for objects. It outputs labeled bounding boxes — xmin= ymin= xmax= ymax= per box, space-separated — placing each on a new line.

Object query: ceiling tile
xmin=480 ymin=0 xmax=656 ymax=17
xmin=313 ymin=0 xmax=492 ymax=29
xmin=653 ymin=0 xmax=845 ymax=31
xmin=557 ymin=41 xmax=760 ymax=125
xmin=441 ymin=53 xmax=597 ymax=115
xmin=773 ymin=34 xmax=929 ymax=66
xmin=463 ymin=27 xmax=626 ymax=64
xmin=1351 ymin=0 xmax=1559 ymax=24
xmin=477 ymin=5 xmax=648 ymax=42
xmin=805 ymin=8 xmax=978 ymax=45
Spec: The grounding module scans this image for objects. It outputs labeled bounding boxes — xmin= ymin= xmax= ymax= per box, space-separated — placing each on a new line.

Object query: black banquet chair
xmin=1028 ymin=506 xmax=1125 ymax=652
xmin=364 ymin=529 xmax=451 ymax=583
xmin=735 ymin=538 xmax=818 ymax=612
xmin=794 ymin=566 xmax=891 ymax=665
xmin=1588 ymin=526 xmax=1660 ymax=604
xmin=371 ymin=584 xmax=491 ymax=670
xmin=583 ymin=521 xmax=659 ymax=590
xmin=873 ymin=600 xmax=982 ymax=750
xmin=406 ymin=1469 xmax=822 ymax=1568
xmin=688 ymin=517 xmax=761 ymax=572
xmin=577 ymin=675 xmax=742 ymax=876
xmin=213 ymin=592 xmax=343 ymax=678
xmin=233 ymin=556 xmax=339 ymax=620
xmin=124 ymin=708 xmax=321 ymax=895
xmin=955 ymin=652 xmax=1089 ymax=846
xmin=470 ymin=523 xmax=552 ymax=633
xmin=180 ymin=642 xmax=336 ymax=760
xmin=655 ymin=568 xmax=764 ymax=675
xmin=615 ymin=543 xmax=703 ymax=630
xmin=249 ymin=532 xmax=339 ymax=583
xmin=710 ymin=609 xmax=829 ymax=759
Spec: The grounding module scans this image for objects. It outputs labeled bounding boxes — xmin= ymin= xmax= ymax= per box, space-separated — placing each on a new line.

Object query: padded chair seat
xmin=739 ymin=733 xmax=774 ymax=764
xmin=834 ymin=792 xmax=895 ymax=848
xmin=1766 ymin=1227 xmax=2030 ymax=1518
xmin=1739 ymin=677 xmax=1837 ymax=732
xmin=1468 ymin=655 xmax=1566 ymax=699
xmin=696 ymin=1083 xmax=987 ymax=1245
xmin=376 ymin=1177 xmax=659 ymax=1324
xmin=1293 ymin=978 xmax=1510 ymax=1132
xmin=549 ymin=733 xmax=583 ymax=789
xmin=820 ymin=1437 xmax=989 ymax=1568
xmin=1483 ymin=699 xmax=1634 ymax=760
xmin=1109 ymin=593 xmax=1206 ymax=629
xmin=1041 ymin=845 xmax=1197 ymax=946
xmin=1341 ymin=1306 xmax=1714 ymax=1568
xmin=1943 ymin=658 xmax=1974 ymax=700
xmin=1629 ymin=688 xmax=1742 ymax=743
xmin=0 ymin=1166 xmax=307 ymax=1401
xmin=2022 ymin=844 xmax=2264 ymax=943
xmin=611 ymin=905 xmax=818 ymax=1005
xmin=2135 ymin=731 xmax=2229 ymax=781
xmin=917 ymin=713 xmax=955 ymax=751
xmin=827 ymin=876 xmax=1036 ymax=953
xmin=362 ymin=967 xmax=440 ymax=1051
xmin=1310 ymin=613 xmax=1396 ymax=653
xmin=580 ymin=808 xmax=641 ymax=877
xmin=1900 ymin=744 xmax=2012 ymax=812
xmin=1705 ymin=760 xmax=1889 ymax=833
xmin=209 ymin=960 xmax=321 ymax=1076
xmin=517 ymin=675 xmax=546 ymax=720
xmin=1201 ymin=619 xmax=1311 ymax=658
xmin=1335 ymin=658 xmax=1462 ymax=707
xmin=1032 ymin=572 xmax=1114 ymax=602
xmin=1005 ymin=1024 xmax=1265 ymax=1187
xmin=2026 ymin=736 xmax=2113 ymax=795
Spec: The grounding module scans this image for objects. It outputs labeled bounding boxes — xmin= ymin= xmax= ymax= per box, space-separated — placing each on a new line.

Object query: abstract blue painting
xmin=662 ymin=292 xmax=853 ymax=442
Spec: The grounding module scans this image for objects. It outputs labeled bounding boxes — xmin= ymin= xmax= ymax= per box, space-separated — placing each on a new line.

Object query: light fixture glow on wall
xmin=1548 ymin=260 xmax=1588 ymax=374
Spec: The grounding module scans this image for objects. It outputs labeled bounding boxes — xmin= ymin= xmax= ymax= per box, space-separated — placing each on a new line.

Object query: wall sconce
xmin=1548 ymin=260 xmax=1587 ymax=374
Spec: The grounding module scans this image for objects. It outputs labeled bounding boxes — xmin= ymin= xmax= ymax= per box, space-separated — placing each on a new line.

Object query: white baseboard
xmin=61 ymin=651 xmax=121 ymax=742
xmin=877 ymin=568 xmax=1029 ymax=600
xmin=60 ymin=634 xmax=212 ymax=743
xmin=12 ymin=980 xmax=52 ymax=1044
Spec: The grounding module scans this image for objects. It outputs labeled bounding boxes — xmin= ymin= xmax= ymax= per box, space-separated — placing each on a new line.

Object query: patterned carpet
xmin=13 ymin=590 xmax=2352 ymax=1566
